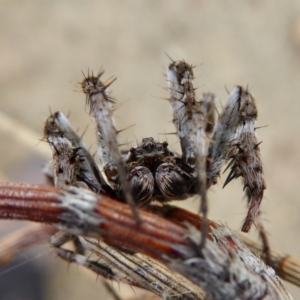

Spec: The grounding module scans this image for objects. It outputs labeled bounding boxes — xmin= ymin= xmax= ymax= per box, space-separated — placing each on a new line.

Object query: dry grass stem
xmin=0 ymin=183 xmax=293 ymax=299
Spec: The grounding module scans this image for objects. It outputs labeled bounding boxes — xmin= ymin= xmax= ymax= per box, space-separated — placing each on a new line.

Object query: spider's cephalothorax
xmin=45 ymin=59 xmax=265 ymax=233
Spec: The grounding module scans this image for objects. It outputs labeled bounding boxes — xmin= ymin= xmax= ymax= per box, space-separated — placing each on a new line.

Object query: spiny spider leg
xmin=255 ymin=211 xmax=272 ymax=265
xmin=81 ymin=72 xmax=140 ymax=222
xmin=244 ymin=187 xmax=271 ymax=265
xmin=167 ymin=61 xmax=210 ymax=246
xmin=199 ymin=92 xmax=215 ymax=138
xmin=207 ymin=86 xmax=266 ymax=232
xmin=44 ymin=114 xmax=82 ymax=189
xmin=44 ymin=111 xmax=114 ymax=196
xmin=50 ymin=232 xmax=124 ymax=299
xmin=207 ymin=86 xmax=242 ymax=185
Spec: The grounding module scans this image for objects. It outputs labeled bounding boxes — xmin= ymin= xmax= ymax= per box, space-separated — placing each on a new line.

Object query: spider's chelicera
xmin=126 ymin=137 xmax=194 ymax=204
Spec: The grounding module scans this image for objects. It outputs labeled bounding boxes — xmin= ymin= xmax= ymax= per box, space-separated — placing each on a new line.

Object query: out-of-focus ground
xmin=1 ymin=1 xmax=300 ymax=299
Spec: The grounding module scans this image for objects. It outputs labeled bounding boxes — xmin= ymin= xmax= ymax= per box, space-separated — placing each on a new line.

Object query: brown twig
xmin=0 ymin=182 xmax=292 ymax=299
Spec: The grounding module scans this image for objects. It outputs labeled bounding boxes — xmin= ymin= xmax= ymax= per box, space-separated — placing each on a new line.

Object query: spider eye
xmin=145 ymin=143 xmax=155 ymax=151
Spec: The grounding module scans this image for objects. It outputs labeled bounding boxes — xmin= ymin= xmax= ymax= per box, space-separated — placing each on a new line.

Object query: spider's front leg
xmin=44 ymin=111 xmax=114 ymax=196
xmin=81 ymin=72 xmax=140 ymax=221
xmin=167 ymin=60 xmax=213 ymax=246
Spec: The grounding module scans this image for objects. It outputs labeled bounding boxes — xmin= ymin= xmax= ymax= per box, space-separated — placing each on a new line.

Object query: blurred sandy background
xmin=1 ymin=1 xmax=300 ymax=299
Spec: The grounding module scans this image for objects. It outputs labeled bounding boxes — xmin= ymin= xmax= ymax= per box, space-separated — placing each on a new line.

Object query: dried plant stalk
xmin=76 ymin=238 xmax=204 ymax=299
xmin=1 ymin=211 xmax=299 ymax=292
xmin=0 ymin=182 xmax=292 ymax=299
xmin=238 ymin=233 xmax=300 ymax=288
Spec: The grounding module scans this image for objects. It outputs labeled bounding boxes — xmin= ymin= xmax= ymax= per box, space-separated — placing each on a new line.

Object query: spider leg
xmin=207 ymin=86 xmax=242 ymax=185
xmin=199 ymin=92 xmax=216 ymax=138
xmin=81 ymin=72 xmax=140 ymax=222
xmin=255 ymin=210 xmax=272 ymax=266
xmin=208 ymin=86 xmax=266 ymax=232
xmin=44 ymin=114 xmax=81 ymax=189
xmin=50 ymin=231 xmax=85 ymax=254
xmin=41 ymin=124 xmax=132 ymax=295
xmin=227 ymin=122 xmax=266 ymax=232
xmin=44 ymin=111 xmax=114 ymax=196
xmin=167 ymin=61 xmax=209 ymax=246
xmin=51 ymin=234 xmax=202 ymax=300
xmin=244 ymin=188 xmax=272 ymax=265
xmin=50 ymin=232 xmax=123 ymax=298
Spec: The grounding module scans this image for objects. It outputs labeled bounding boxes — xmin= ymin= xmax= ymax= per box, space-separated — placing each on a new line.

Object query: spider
xmin=44 ymin=59 xmax=265 ymax=236
xmin=0 ymin=59 xmax=285 ymax=300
